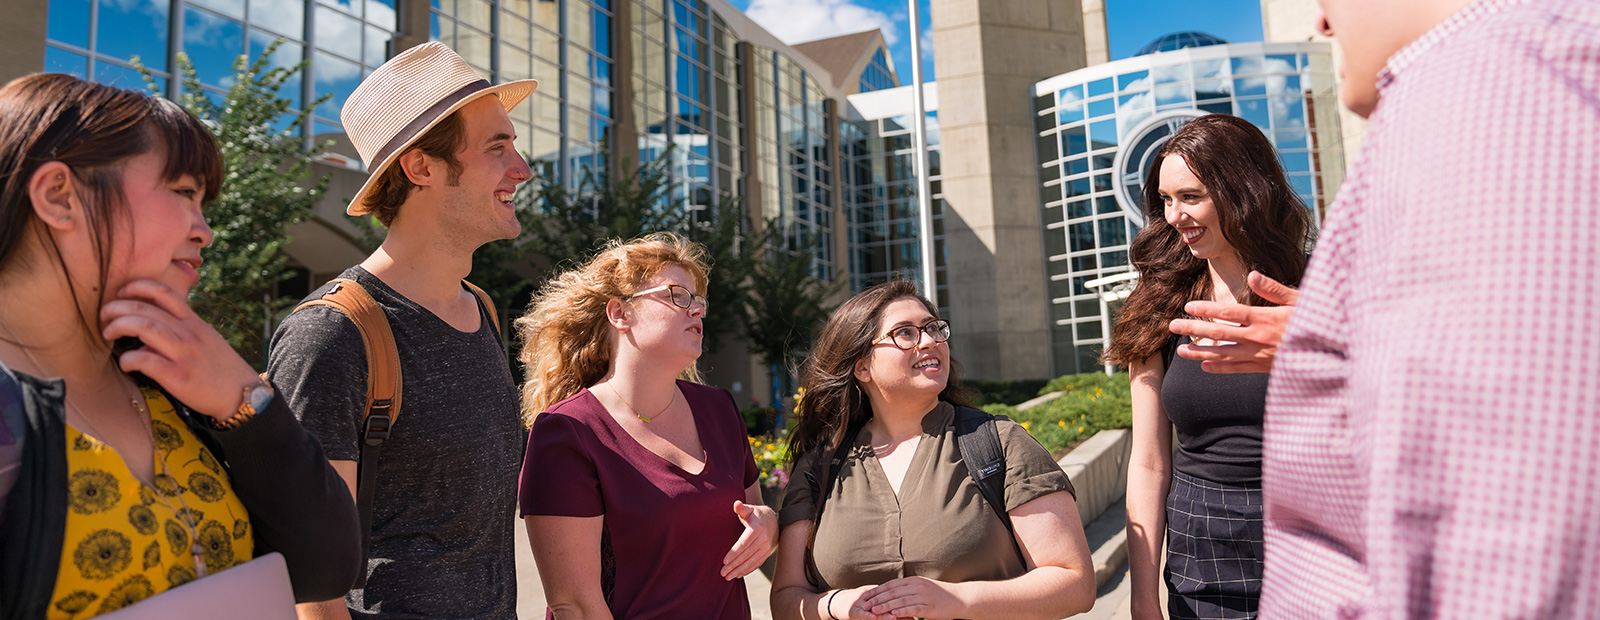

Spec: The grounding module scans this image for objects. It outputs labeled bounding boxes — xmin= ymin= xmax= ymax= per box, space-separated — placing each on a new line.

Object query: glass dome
xmin=1134 ymin=31 xmax=1230 ymax=56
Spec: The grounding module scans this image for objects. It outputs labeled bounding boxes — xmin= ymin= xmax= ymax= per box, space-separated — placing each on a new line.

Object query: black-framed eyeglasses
xmin=872 ymin=319 xmax=951 ymax=350
xmin=624 ymin=283 xmax=708 ymax=311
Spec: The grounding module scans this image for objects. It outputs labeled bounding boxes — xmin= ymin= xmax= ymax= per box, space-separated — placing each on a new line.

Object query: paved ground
xmin=515 ymin=518 xmax=1139 ymax=619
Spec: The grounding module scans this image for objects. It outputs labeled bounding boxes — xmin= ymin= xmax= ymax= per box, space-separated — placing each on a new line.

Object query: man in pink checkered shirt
xmin=1170 ymin=0 xmax=1600 ymax=616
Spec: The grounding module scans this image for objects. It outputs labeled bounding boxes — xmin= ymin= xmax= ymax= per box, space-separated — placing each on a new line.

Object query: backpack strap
xmin=462 ymin=280 xmax=500 ymax=335
xmin=294 ymin=278 xmax=399 ymax=589
xmin=801 ymin=419 xmax=864 ymax=588
xmin=953 ymin=405 xmax=1025 ymax=564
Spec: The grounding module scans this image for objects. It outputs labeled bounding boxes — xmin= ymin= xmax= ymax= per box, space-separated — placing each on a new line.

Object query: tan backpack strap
xmin=463 ymin=280 xmax=500 ymax=335
xmin=294 ymin=278 xmax=402 ymax=427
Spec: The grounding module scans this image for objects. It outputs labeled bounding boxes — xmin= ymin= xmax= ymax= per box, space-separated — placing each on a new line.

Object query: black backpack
xmin=801 ymin=405 xmax=1021 ymax=586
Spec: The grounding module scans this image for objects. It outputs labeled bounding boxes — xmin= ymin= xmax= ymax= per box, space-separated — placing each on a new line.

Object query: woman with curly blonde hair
xmin=516 ymin=232 xmax=777 ymax=619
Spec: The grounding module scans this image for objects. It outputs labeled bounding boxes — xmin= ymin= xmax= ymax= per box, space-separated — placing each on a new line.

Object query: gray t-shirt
xmin=267 ymin=266 xmax=522 ymax=620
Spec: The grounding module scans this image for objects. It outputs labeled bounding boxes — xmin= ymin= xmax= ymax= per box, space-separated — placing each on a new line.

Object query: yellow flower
xmin=1057 ymin=420 xmax=1066 ymax=427
xmin=1077 ymin=426 xmax=1085 ymax=433
xmin=1021 ymin=421 xmax=1030 ymax=430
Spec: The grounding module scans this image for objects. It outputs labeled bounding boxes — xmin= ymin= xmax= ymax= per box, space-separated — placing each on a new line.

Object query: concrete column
xmin=1081 ymin=0 xmax=1109 ymax=66
xmin=0 ymin=0 xmax=48 ymax=84
xmin=611 ymin=0 xmax=639 ymax=173
xmin=392 ymin=0 xmax=434 ymax=56
xmin=929 ymin=0 xmax=1086 ymax=380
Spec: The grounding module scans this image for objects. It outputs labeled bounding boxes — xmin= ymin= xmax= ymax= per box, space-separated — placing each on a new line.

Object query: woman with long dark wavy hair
xmin=1102 ymin=114 xmax=1311 ymax=620
xmin=769 ymin=280 xmax=1094 ymax=620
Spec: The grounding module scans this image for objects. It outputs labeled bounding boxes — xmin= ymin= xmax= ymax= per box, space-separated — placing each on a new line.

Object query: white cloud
xmin=744 ymin=0 xmax=900 ymax=47
xmin=918 ymin=28 xmax=933 ymax=64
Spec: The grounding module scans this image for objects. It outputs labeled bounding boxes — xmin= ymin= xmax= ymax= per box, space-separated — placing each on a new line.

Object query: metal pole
xmin=907 ymin=0 xmax=937 ymax=303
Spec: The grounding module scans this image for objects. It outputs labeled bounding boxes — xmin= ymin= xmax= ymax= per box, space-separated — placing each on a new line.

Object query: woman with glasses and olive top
xmin=516 ymin=233 xmax=777 ymax=620
xmin=770 ymin=279 xmax=1096 ymax=620
xmin=0 ymin=74 xmax=359 ymax=617
xmin=1102 ymin=114 xmax=1312 ymax=620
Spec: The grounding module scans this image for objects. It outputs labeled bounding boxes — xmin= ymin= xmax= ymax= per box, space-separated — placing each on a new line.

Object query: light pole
xmin=1083 ymin=270 xmax=1139 ymax=375
xmin=907 ymin=0 xmax=936 ymax=303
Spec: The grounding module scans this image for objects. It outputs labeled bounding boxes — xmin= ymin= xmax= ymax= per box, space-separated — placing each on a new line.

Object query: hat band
xmin=370 ymin=78 xmax=492 ymax=169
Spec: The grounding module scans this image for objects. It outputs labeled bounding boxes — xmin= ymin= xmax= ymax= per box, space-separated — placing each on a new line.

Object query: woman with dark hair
xmin=0 ymin=74 xmax=359 ymax=617
xmin=769 ymin=280 xmax=1095 ymax=620
xmin=1102 ymin=114 xmax=1312 ymax=620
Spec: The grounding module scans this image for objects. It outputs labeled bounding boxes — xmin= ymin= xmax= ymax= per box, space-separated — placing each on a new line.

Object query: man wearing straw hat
xmin=267 ymin=42 xmax=535 ymax=619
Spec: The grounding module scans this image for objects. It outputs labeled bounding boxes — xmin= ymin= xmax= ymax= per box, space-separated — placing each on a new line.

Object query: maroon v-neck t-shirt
xmin=520 ymin=380 xmax=759 ymax=619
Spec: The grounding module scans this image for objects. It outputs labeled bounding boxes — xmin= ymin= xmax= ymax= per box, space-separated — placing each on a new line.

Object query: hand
xmin=1168 ymin=270 xmax=1298 ymax=374
xmin=721 ymin=500 xmax=778 ymax=580
xmin=858 ymin=576 xmax=967 ymax=620
xmin=100 ymin=279 xmax=261 ymax=421
xmin=825 ymin=586 xmax=885 ymax=620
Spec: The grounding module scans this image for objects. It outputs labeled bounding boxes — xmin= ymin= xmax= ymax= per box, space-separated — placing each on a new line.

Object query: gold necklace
xmin=0 ymin=319 xmax=210 ymax=577
xmin=607 ymin=382 xmax=675 ymax=424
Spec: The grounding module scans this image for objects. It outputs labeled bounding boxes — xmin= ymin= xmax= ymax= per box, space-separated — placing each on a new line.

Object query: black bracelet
xmin=825 ymin=589 xmax=842 ymax=620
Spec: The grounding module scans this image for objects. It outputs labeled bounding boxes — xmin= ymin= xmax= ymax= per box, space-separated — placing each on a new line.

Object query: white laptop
xmin=98 ymin=552 xmax=297 ymax=620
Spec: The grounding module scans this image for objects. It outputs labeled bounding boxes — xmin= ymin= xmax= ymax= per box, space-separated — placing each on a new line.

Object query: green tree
xmin=137 ymin=42 xmax=329 ymax=365
xmin=680 ymin=196 xmax=754 ymax=354
xmin=522 ymin=152 xmax=686 ymax=268
xmin=742 ymin=223 xmax=841 ymax=403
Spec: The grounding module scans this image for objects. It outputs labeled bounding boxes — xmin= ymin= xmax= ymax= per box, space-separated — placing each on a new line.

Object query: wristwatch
xmin=210 ymin=377 xmax=274 ymax=430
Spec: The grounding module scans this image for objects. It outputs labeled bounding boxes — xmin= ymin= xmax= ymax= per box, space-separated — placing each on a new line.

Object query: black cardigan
xmin=0 ymin=368 xmax=361 ymax=618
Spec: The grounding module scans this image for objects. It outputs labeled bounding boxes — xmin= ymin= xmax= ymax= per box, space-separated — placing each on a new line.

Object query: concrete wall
xmin=1260 ymin=0 xmax=1368 ymax=162
xmin=0 ymin=0 xmax=48 ymax=85
xmin=929 ymin=0 xmax=1087 ymax=381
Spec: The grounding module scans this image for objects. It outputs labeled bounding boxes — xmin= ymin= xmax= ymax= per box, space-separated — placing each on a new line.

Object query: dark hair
xmin=1103 ymin=114 xmax=1312 ymax=365
xmin=361 ymin=110 xmax=466 ymax=227
xmin=786 ymin=279 xmax=972 ymax=469
xmin=0 ymin=73 xmax=223 ymax=335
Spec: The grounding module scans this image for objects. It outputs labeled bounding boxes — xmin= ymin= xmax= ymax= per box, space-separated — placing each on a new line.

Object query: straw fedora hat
xmin=340 ymin=41 xmax=537 ymax=215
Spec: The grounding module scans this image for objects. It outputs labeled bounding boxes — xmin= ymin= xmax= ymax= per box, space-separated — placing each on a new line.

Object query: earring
xmin=57 ymin=214 xmax=71 ymax=223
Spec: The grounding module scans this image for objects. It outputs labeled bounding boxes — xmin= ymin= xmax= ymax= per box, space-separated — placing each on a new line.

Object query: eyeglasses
xmin=872 ymin=319 xmax=951 ymax=350
xmin=624 ymin=283 xmax=708 ymax=311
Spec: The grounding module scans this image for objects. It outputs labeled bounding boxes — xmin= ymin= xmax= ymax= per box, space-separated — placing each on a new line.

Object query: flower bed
xmin=983 ymin=371 xmax=1133 ymax=457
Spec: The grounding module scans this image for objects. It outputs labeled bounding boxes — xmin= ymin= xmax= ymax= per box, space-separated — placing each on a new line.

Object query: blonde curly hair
xmin=515 ymin=232 xmax=710 ymax=425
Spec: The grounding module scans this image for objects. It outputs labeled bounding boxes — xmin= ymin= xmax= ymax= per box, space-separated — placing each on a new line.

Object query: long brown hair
xmin=515 ymin=232 xmax=709 ymax=425
xmin=0 ymin=73 xmax=223 ymax=338
xmin=1102 ymin=114 xmax=1311 ymax=366
xmin=786 ymin=279 xmax=972 ymax=468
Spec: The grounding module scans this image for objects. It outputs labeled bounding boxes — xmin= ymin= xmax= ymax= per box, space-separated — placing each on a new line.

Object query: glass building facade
xmin=1031 ymin=39 xmax=1346 ymax=375
xmin=841 ymin=96 xmax=946 ymax=312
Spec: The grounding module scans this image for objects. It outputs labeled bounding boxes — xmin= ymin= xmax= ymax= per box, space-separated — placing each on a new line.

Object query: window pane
xmin=184 ymin=8 xmax=246 ymax=89
xmin=191 ymin=0 xmax=244 ymax=19
xmin=312 ymin=51 xmax=361 ymax=119
xmin=1235 ymin=98 xmax=1271 ymax=130
xmin=1116 ymin=70 xmax=1149 ymax=91
xmin=1098 ymin=217 xmax=1127 ymax=246
xmin=457 ymin=27 xmax=491 ymax=71
xmin=252 ymin=0 xmax=303 ymax=38
xmin=315 ymin=5 xmax=363 ymax=60
xmin=458 ymin=0 xmax=491 ymax=30
xmin=1090 ymin=119 xmax=1117 ymax=147
xmin=97 ymin=0 xmax=170 ymax=70
xmin=1087 ymin=77 xmax=1113 ymax=97
xmin=1069 ymin=222 xmax=1094 ymax=252
xmin=95 ymin=60 xmax=158 ymax=92
xmin=365 ymin=0 xmax=398 ymax=30
xmin=45 ymin=45 xmax=89 ymax=77
xmin=47 ymin=0 xmax=91 ymax=48
xmin=364 ymin=25 xmax=391 ymax=65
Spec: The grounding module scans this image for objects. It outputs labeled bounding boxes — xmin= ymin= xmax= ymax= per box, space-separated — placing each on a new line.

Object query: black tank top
xmin=1160 ymin=335 xmax=1267 ymax=484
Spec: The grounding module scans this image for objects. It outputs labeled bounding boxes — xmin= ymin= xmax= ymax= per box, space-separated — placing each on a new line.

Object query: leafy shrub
xmin=963 ymin=379 xmax=1052 ymax=406
xmin=984 ymin=372 xmax=1133 ymax=455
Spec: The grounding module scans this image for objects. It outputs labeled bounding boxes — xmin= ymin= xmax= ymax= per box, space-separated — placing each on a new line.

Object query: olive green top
xmin=779 ymin=401 xmax=1075 ymax=589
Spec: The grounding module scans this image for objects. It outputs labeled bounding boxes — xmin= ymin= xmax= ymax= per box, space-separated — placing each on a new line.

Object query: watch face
xmin=1112 ymin=109 xmax=1208 ymax=227
xmin=246 ymin=382 xmax=274 ymax=413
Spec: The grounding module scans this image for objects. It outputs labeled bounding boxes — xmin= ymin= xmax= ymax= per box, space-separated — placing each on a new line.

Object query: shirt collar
xmin=1377 ymin=0 xmax=1526 ymax=93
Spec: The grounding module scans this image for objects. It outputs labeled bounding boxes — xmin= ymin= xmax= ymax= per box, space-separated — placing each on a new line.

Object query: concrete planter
xmin=1057 ymin=428 xmax=1131 ymax=527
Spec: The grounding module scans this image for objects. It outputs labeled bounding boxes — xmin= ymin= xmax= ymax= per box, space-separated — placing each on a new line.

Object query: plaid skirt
xmin=1165 ymin=470 xmax=1265 ymax=620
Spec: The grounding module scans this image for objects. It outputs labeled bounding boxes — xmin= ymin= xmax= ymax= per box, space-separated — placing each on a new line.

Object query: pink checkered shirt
xmin=1261 ymin=0 xmax=1600 ymax=617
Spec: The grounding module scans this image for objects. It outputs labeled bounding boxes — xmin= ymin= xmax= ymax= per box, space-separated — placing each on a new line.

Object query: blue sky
xmin=724 ymin=0 xmax=1263 ymax=82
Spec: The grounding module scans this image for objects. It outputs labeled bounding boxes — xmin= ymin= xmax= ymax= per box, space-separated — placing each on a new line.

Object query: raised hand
xmin=1168 ymin=270 xmax=1298 ymax=374
xmin=99 ymin=279 xmax=260 ymax=421
xmin=720 ymin=500 xmax=778 ymax=580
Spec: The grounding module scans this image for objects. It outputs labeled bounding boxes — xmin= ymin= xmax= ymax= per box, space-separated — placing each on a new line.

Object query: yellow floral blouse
xmin=47 ymin=387 xmax=253 ymax=619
